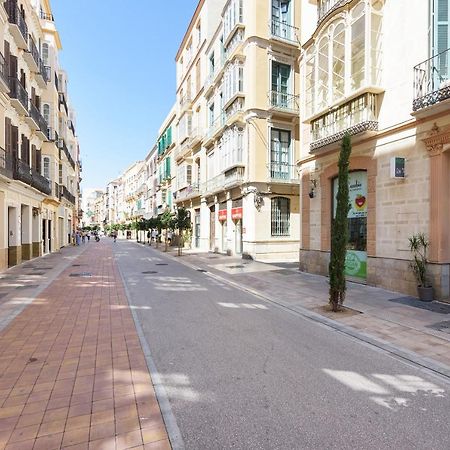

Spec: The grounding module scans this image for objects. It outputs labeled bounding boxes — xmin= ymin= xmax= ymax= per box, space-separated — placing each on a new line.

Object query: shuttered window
xmin=271 ymin=197 xmax=290 ymax=236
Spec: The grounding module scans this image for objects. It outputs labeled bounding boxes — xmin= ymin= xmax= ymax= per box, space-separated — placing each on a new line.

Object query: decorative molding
xmin=422 ymin=123 xmax=450 ymax=157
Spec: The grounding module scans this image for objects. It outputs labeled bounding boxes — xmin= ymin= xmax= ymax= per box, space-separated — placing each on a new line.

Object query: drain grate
xmin=227 ymin=265 xmax=245 ymax=269
xmin=69 ymin=272 xmax=92 ymax=278
xmin=389 ymin=297 xmax=450 ymax=314
xmin=142 ymin=271 xmax=158 ymax=274
xmin=155 ymin=263 xmax=168 ymax=266
xmin=72 ymin=264 xmax=87 ymax=267
xmin=197 ymin=269 xmax=208 ymax=273
xmin=427 ymin=320 xmax=450 ymax=334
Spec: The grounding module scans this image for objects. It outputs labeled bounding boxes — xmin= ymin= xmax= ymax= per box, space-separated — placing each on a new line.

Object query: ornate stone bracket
xmin=423 ymin=123 xmax=450 ymax=157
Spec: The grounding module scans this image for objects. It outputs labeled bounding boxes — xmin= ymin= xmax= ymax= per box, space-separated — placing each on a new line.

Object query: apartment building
xmin=298 ymin=0 xmax=450 ymax=299
xmin=174 ymin=0 xmax=301 ymax=260
xmin=0 ymin=0 xmax=81 ymax=270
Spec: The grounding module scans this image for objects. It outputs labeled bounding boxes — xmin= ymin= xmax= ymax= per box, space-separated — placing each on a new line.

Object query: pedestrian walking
xmin=151 ymin=228 xmax=158 ymax=244
xmin=167 ymin=230 xmax=173 ymax=246
xmin=147 ymin=230 xmax=151 ymax=245
xmin=81 ymin=231 xmax=86 ymax=244
xmin=87 ymin=232 xmax=90 ymax=242
xmin=76 ymin=230 xmax=81 ymax=246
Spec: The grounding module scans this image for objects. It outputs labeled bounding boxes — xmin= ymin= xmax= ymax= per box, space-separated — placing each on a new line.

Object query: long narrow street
xmin=115 ymin=241 xmax=450 ymax=450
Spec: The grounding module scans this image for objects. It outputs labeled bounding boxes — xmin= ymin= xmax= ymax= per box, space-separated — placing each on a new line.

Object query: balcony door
xmin=431 ymin=0 xmax=450 ymax=83
xmin=270 ymin=128 xmax=291 ymax=180
xmin=272 ymin=0 xmax=292 ymax=25
xmin=272 ymin=62 xmax=290 ymax=107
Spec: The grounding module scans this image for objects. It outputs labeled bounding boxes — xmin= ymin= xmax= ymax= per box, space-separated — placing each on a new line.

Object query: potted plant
xmin=408 ymin=233 xmax=433 ymax=302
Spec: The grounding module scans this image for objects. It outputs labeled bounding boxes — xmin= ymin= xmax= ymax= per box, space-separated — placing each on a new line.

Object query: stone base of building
xmin=22 ymin=244 xmax=32 ymax=261
xmin=8 ymin=246 xmax=21 ymax=267
xmin=299 ymin=249 xmax=450 ymax=302
xmin=32 ymin=242 xmax=42 ymax=258
xmin=245 ymin=241 xmax=299 ymax=262
xmin=0 ymin=248 xmax=7 ymax=271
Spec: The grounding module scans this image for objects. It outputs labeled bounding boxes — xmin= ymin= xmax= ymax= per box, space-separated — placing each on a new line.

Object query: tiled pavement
xmin=151 ymin=243 xmax=450 ymax=371
xmin=0 ymin=242 xmax=170 ymax=450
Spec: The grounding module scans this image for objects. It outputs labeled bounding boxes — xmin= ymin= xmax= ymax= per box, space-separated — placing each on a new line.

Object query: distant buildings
xmin=0 ymin=0 xmax=82 ymax=270
xmin=103 ymin=0 xmax=450 ymax=300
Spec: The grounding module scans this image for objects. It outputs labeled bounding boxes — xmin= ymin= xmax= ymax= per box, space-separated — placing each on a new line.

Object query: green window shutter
xmin=168 ymin=190 xmax=172 ymax=207
xmin=166 ymin=157 xmax=171 ymax=178
xmin=167 ymin=127 xmax=172 ymax=147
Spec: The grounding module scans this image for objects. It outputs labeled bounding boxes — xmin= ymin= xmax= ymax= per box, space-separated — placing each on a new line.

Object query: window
xmin=431 ymin=0 xmax=450 ymax=78
xmin=223 ymin=0 xmax=243 ymax=39
xmin=271 ymin=61 xmax=291 ymax=106
xmin=43 ymin=104 xmax=50 ymax=125
xmin=271 ymin=197 xmax=290 ymax=236
xmin=223 ymin=62 xmax=244 ymax=104
xmin=219 ymin=127 xmax=244 ymax=171
xmin=209 ymin=103 xmax=215 ymax=126
xmin=270 ymin=129 xmax=291 ymax=180
xmin=271 ymin=0 xmax=293 ymax=39
xmin=209 ymin=52 xmax=215 ymax=76
xmin=42 ymin=43 xmax=49 ymax=66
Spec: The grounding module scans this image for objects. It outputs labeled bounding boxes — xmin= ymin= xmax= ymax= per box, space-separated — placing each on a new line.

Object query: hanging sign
xmin=231 ymin=207 xmax=243 ymax=220
xmin=218 ymin=209 xmax=227 ymax=221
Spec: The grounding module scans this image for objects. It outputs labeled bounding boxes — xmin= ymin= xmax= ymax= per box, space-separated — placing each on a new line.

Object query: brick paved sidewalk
xmin=147 ymin=242 xmax=450 ymax=371
xmin=0 ymin=241 xmax=170 ymax=450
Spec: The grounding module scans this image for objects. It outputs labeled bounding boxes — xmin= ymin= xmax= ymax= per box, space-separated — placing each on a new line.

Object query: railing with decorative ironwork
xmin=59 ymin=138 xmax=75 ymax=170
xmin=5 ymin=0 xmax=28 ymax=42
xmin=413 ymin=48 xmax=450 ymax=111
xmin=47 ymin=128 xmax=59 ymax=142
xmin=268 ymin=90 xmax=299 ymax=111
xmin=31 ymin=169 xmax=51 ymax=195
xmin=317 ymin=0 xmax=351 ymax=24
xmin=270 ymin=19 xmax=299 ymax=43
xmin=61 ymin=185 xmax=76 ymax=204
xmin=13 ymin=156 xmax=51 ymax=194
xmin=27 ymin=34 xmax=41 ymax=68
xmin=206 ymin=113 xmax=226 ymax=141
xmin=40 ymin=61 xmax=50 ymax=83
xmin=269 ymin=163 xmax=298 ymax=183
xmin=0 ymin=146 xmax=13 ymax=178
xmin=39 ymin=10 xmax=54 ymax=21
xmin=201 ymin=167 xmax=245 ymax=195
xmin=0 ymin=52 xmax=8 ymax=86
xmin=29 ymin=102 xmax=48 ymax=135
xmin=8 ymin=77 xmax=28 ymax=111
xmin=176 ymin=183 xmax=200 ymax=201
xmin=310 ymin=93 xmax=378 ymax=151
xmin=68 ymin=120 xmax=76 ymax=135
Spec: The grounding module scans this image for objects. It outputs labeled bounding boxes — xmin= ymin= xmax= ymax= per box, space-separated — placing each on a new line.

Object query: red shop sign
xmin=218 ymin=210 xmax=227 ymax=221
xmin=231 ymin=207 xmax=243 ymax=220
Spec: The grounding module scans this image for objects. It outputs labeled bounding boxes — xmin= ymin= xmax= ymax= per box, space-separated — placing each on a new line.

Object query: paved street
xmin=1 ymin=240 xmax=450 ymax=449
xmin=115 ymin=240 xmax=450 ymax=450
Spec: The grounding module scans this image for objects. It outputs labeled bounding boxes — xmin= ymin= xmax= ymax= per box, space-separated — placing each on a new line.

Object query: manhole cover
xmin=227 ymin=265 xmax=245 ymax=269
xmin=197 ymin=269 xmax=208 ymax=273
xmin=142 ymin=271 xmax=158 ymax=274
xmin=427 ymin=320 xmax=450 ymax=334
xmin=69 ymin=272 xmax=92 ymax=277
xmin=155 ymin=263 xmax=168 ymax=266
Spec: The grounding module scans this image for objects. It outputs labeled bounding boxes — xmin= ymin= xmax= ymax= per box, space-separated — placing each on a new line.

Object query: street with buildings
xmin=2 ymin=0 xmax=450 ymax=449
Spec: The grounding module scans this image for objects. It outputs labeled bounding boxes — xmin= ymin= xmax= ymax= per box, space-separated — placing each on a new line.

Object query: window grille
xmin=271 ymin=197 xmax=290 ymax=236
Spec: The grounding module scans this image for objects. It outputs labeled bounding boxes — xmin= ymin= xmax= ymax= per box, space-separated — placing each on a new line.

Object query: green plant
xmin=160 ymin=210 xmax=174 ymax=252
xmin=408 ymin=233 xmax=430 ymax=287
xmin=174 ymin=207 xmax=192 ymax=255
xmin=329 ymin=134 xmax=352 ymax=312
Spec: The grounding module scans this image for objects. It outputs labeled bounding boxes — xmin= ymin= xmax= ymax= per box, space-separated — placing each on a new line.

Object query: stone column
xmin=32 ymin=211 xmax=42 ymax=258
xmin=21 ymin=205 xmax=32 ymax=260
xmin=8 ymin=206 xmax=21 ymax=266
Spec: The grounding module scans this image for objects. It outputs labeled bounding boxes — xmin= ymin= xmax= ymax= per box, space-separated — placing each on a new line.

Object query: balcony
xmin=26 ymin=103 xmax=48 ymax=140
xmin=39 ymin=10 xmax=54 ymax=21
xmin=8 ymin=77 xmax=29 ymax=116
xmin=23 ymin=35 xmax=41 ymax=73
xmin=176 ymin=183 xmax=200 ymax=202
xmin=36 ymin=61 xmax=50 ymax=88
xmin=268 ymin=163 xmax=298 ymax=184
xmin=58 ymin=138 xmax=76 ymax=170
xmin=201 ymin=167 xmax=245 ymax=196
xmin=413 ymin=48 xmax=450 ymax=114
xmin=0 ymin=52 xmax=9 ymax=93
xmin=68 ymin=120 xmax=76 ymax=136
xmin=310 ymin=93 xmax=378 ymax=152
xmin=58 ymin=92 xmax=68 ymax=114
xmin=0 ymin=147 xmax=13 ymax=179
xmin=13 ymin=157 xmax=51 ymax=195
xmin=53 ymin=182 xmax=60 ymax=199
xmin=5 ymin=0 xmax=28 ymax=49
xmin=268 ymin=90 xmax=299 ymax=115
xmin=47 ymin=128 xmax=59 ymax=142
xmin=204 ymin=114 xmax=226 ymax=147
xmin=61 ymin=185 xmax=75 ymax=205
xmin=317 ymin=0 xmax=351 ymax=25
xmin=269 ymin=19 xmax=299 ymax=45
xmin=179 ymin=93 xmax=192 ymax=113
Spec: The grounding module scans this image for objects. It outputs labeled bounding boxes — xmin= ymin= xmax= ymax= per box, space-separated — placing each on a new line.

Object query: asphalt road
xmin=115 ymin=240 xmax=450 ymax=450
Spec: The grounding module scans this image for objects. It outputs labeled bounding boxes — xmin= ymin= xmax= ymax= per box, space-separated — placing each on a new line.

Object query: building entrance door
xmin=333 ymin=170 xmax=368 ymax=280
xmin=194 ymin=210 xmax=200 ymax=248
xmin=234 ymin=220 xmax=242 ymax=255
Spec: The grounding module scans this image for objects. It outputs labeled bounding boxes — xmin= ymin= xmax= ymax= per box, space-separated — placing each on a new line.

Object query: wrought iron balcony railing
xmin=31 ymin=169 xmax=51 ymax=195
xmin=310 ymin=93 xmax=378 ymax=151
xmin=9 ymin=77 xmax=28 ymax=111
xmin=13 ymin=157 xmax=51 ymax=195
xmin=61 ymin=185 xmax=76 ymax=204
xmin=58 ymin=92 xmax=68 ymax=114
xmin=270 ymin=19 xmax=299 ymax=43
xmin=69 ymin=120 xmax=76 ymax=135
xmin=58 ymin=138 xmax=75 ymax=170
xmin=413 ymin=48 xmax=450 ymax=111
xmin=269 ymin=90 xmax=299 ymax=112
xmin=0 ymin=147 xmax=13 ymax=179
xmin=27 ymin=34 xmax=41 ymax=68
xmin=29 ymin=102 xmax=48 ymax=135
xmin=39 ymin=10 xmax=54 ymax=21
xmin=176 ymin=183 xmax=200 ymax=201
xmin=269 ymin=163 xmax=298 ymax=183
xmin=47 ymin=128 xmax=59 ymax=142
xmin=5 ymin=0 xmax=28 ymax=43
xmin=39 ymin=61 xmax=50 ymax=83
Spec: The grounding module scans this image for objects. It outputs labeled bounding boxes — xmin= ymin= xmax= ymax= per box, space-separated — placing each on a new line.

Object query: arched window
xmin=271 ymin=197 xmax=290 ymax=236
